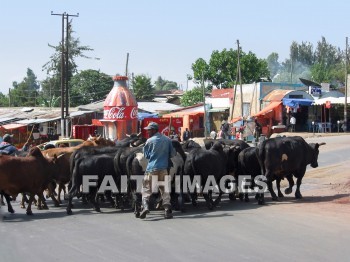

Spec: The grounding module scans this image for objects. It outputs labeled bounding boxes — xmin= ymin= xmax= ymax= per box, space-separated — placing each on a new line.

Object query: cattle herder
xmin=139 ymin=122 xmax=176 ymax=219
xmin=0 ymin=134 xmax=28 ymax=155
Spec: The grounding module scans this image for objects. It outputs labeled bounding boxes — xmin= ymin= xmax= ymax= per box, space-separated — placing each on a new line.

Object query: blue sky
xmin=1 ymin=0 xmax=349 ymax=95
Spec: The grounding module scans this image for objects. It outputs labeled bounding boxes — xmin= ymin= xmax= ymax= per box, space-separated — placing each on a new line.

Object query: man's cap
xmin=3 ymin=134 xmax=13 ymax=142
xmin=144 ymin=122 xmax=159 ymax=130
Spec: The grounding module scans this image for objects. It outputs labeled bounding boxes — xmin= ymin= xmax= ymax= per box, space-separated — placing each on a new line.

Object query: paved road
xmin=1 ymin=135 xmax=350 ymax=262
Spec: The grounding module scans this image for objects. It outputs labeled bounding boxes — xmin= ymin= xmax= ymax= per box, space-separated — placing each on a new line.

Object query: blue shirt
xmin=0 ymin=142 xmax=28 ymax=155
xmin=143 ymin=132 xmax=176 ymax=172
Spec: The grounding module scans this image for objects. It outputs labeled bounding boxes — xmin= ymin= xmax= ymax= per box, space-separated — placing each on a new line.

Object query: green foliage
xmin=181 ymin=87 xmax=204 ymax=106
xmin=41 ymin=21 xmax=98 ymax=106
xmin=276 ymin=37 xmax=344 ymax=87
xmin=266 ymin=52 xmax=280 ymax=79
xmin=192 ymin=49 xmax=270 ymax=89
xmin=154 ymin=76 xmax=178 ymax=90
xmin=9 ymin=68 xmax=40 ymax=106
xmin=132 ymin=74 xmax=154 ymax=101
xmin=69 ymin=69 xmax=113 ymax=106
xmin=0 ymin=93 xmax=9 ymax=106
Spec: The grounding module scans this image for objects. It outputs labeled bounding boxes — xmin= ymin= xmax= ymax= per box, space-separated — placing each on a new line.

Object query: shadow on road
xmin=2 ymin=192 xmax=349 ymax=222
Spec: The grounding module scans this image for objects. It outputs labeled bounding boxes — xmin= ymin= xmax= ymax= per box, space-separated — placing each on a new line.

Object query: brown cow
xmin=41 ymin=136 xmax=116 ymax=203
xmin=0 ymin=147 xmax=64 ymax=215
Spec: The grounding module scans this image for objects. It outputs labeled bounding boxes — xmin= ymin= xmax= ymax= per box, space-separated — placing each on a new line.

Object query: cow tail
xmin=256 ymin=139 xmax=266 ymax=176
xmin=68 ymin=151 xmax=80 ymax=197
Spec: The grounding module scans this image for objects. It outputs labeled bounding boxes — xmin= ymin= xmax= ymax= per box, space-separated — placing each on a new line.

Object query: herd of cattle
xmin=0 ymin=133 xmax=325 ymax=217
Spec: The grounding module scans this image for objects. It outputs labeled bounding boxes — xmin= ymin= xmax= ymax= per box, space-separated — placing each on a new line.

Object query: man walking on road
xmin=140 ymin=122 xmax=176 ymax=219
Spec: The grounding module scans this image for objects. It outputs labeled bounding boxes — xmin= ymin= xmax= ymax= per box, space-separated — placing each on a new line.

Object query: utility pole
xmin=51 ymin=11 xmax=79 ymax=138
xmin=202 ymin=71 xmax=207 ymax=137
xmin=345 ymin=37 xmax=348 ymax=132
xmin=8 ymin=88 xmax=11 ymax=107
xmin=237 ymin=40 xmax=243 ymax=118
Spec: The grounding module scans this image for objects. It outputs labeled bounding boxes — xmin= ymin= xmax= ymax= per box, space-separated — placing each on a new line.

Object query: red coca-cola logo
xmin=104 ymin=106 xmax=138 ymax=120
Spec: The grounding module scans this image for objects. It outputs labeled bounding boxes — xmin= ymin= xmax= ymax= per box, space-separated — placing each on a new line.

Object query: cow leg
xmin=203 ymin=193 xmax=213 ymax=210
xmin=295 ymin=175 xmax=304 ymax=199
xmin=213 ymin=191 xmax=223 ymax=207
xmin=267 ymin=180 xmax=278 ymax=201
xmin=47 ymin=183 xmax=60 ymax=207
xmin=20 ymin=194 xmax=26 ymax=209
xmin=3 ymin=193 xmax=14 ymax=214
xmin=66 ymin=195 xmax=74 ymax=215
xmin=284 ymin=175 xmax=295 ymax=195
xmin=276 ymin=178 xmax=284 ymax=198
xmin=0 ymin=194 xmax=5 ymax=206
xmin=93 ymin=190 xmax=101 ymax=212
xmin=39 ymin=193 xmax=49 ymax=210
xmin=265 ymin=171 xmax=278 ymax=201
xmin=26 ymin=194 xmax=35 ymax=215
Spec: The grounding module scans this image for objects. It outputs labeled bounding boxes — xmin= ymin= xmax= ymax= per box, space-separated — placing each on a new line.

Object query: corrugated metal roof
xmin=263 ymin=89 xmax=293 ymax=102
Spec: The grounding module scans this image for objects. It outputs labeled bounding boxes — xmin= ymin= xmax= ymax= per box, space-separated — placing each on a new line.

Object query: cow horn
xmin=88 ymin=134 xmax=92 ymax=140
xmin=318 ymin=142 xmax=326 ymax=146
xmin=125 ymin=134 xmax=130 ymax=137
xmin=57 ymin=153 xmax=65 ymax=159
xmin=137 ymin=132 xmax=141 ymax=137
xmin=97 ymin=134 xmax=101 ymax=139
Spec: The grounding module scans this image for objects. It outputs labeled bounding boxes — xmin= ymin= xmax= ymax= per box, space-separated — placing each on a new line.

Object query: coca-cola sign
xmin=104 ymin=106 xmax=138 ymax=120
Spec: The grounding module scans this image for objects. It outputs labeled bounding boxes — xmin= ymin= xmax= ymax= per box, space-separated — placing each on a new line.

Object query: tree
xmin=311 ymin=36 xmax=344 ymax=84
xmin=69 ymin=69 xmax=113 ymax=106
xmin=192 ymin=49 xmax=270 ymax=89
xmin=266 ymin=52 xmax=281 ymax=79
xmin=9 ymin=68 xmax=40 ymax=106
xmin=0 ymin=93 xmax=9 ymax=107
xmin=181 ymin=87 xmax=204 ymax=107
xmin=41 ymin=21 xmax=98 ymax=106
xmin=131 ymin=74 xmax=154 ymax=101
xmin=154 ymin=76 xmax=178 ymax=90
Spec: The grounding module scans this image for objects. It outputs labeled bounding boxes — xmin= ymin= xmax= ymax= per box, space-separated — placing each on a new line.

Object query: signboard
xmin=310 ymin=86 xmax=322 ymax=96
xmin=141 ymin=117 xmax=183 ymax=138
xmin=103 ymin=106 xmax=138 ymax=120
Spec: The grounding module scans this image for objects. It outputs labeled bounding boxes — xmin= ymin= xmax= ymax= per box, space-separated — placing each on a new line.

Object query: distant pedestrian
xmin=182 ymin=128 xmax=191 ymax=141
xmin=290 ymin=115 xmax=296 ymax=132
xmin=220 ymin=120 xmax=230 ymax=139
xmin=254 ymin=118 xmax=262 ymax=139
xmin=210 ymin=129 xmax=217 ymax=140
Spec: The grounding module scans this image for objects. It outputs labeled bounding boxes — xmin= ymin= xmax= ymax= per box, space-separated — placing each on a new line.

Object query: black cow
xmin=181 ymin=139 xmax=202 ymax=153
xmin=67 ymin=151 xmax=120 ymax=215
xmin=257 ymin=136 xmax=325 ymax=204
xmin=183 ymin=141 xmax=230 ymax=210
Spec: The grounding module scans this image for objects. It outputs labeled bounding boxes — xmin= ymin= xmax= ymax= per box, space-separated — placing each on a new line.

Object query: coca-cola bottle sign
xmin=104 ymin=106 xmax=138 ymax=120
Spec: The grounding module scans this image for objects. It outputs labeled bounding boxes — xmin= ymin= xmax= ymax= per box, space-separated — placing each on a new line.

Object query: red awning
xmin=92 ymin=119 xmax=104 ymax=127
xmin=1 ymin=123 xmax=27 ymax=130
xmin=253 ymin=101 xmax=282 ymax=118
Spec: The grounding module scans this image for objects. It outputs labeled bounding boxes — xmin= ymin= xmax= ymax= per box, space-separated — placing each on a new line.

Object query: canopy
xmin=252 ymin=101 xmax=282 ymax=117
xmin=282 ymin=98 xmax=313 ymax=108
xmin=299 ymin=78 xmax=321 ymax=87
xmin=0 ymin=123 xmax=27 ymax=130
xmin=313 ymin=97 xmax=350 ymax=105
xmin=138 ymin=112 xmax=159 ymax=120
xmin=207 ymin=107 xmax=229 ymax=113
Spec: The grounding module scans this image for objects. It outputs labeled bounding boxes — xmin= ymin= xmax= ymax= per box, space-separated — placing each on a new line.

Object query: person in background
xmin=170 ymin=130 xmax=180 ymax=141
xmin=0 ymin=134 xmax=29 ymax=155
xmin=182 ymin=128 xmax=191 ymax=141
xmin=210 ymin=129 xmax=217 ymax=140
xmin=220 ymin=120 xmax=230 ymax=139
xmin=140 ymin=122 xmax=176 ymax=219
xmin=290 ymin=115 xmax=296 ymax=132
xmin=254 ymin=118 xmax=262 ymax=140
